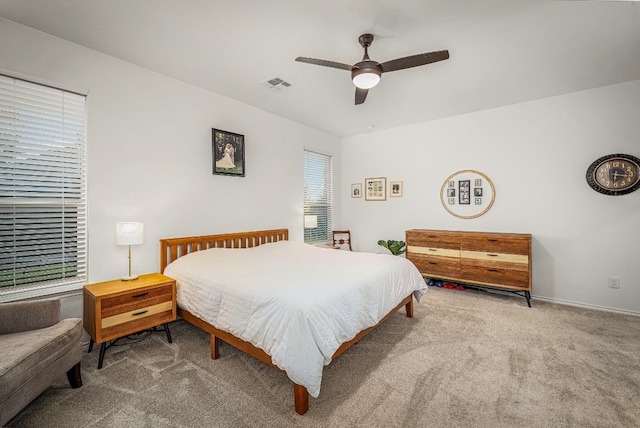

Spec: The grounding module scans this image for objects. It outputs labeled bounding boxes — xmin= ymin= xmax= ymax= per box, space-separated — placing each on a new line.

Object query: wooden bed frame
xmin=159 ymin=228 xmax=414 ymax=415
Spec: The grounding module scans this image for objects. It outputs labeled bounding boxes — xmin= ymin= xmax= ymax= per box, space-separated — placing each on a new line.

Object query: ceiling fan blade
xmin=355 ymin=87 xmax=368 ymax=105
xmin=295 ymin=57 xmax=353 ymax=71
xmin=379 ymin=50 xmax=449 ymax=73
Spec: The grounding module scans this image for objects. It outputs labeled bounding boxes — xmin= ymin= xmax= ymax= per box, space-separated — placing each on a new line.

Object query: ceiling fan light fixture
xmin=352 ymin=67 xmax=381 ymax=89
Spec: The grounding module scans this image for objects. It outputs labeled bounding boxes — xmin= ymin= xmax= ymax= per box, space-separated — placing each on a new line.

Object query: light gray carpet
xmin=8 ymin=287 xmax=640 ymax=427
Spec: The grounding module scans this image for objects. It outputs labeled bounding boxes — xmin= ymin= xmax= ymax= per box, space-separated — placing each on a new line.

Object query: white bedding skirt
xmin=164 ymin=240 xmax=427 ymax=397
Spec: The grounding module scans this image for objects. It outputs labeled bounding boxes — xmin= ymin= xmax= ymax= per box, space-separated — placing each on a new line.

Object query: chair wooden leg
xmin=66 ymin=362 xmax=82 ymax=388
xmin=294 ymin=384 xmax=309 ymax=415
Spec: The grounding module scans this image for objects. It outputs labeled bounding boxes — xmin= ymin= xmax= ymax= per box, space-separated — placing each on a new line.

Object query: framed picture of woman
xmin=212 ymin=129 xmax=245 ymax=176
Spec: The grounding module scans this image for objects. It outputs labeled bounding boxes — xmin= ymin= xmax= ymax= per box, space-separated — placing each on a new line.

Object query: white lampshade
xmin=115 ymin=222 xmax=144 ymax=246
xmin=304 ymin=215 xmax=318 ymax=229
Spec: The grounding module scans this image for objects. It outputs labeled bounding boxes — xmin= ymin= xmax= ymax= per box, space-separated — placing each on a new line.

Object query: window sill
xmin=0 ymin=279 xmax=86 ymax=303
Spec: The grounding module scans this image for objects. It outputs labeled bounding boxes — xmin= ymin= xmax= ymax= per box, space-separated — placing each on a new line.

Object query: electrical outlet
xmin=608 ymin=277 xmax=620 ymax=289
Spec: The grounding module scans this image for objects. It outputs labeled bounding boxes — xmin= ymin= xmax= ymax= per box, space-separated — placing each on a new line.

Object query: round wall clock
xmin=440 ymin=170 xmax=495 ymax=219
xmin=585 ymin=153 xmax=640 ymax=196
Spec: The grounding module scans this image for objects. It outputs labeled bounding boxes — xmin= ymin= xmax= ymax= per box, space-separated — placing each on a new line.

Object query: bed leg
xmin=293 ymin=384 xmax=309 ymax=415
xmin=210 ymin=334 xmax=219 ymax=359
xmin=405 ymin=298 xmax=414 ymax=318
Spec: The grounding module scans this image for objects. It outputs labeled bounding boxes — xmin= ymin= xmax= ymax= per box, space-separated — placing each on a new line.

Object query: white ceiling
xmin=1 ymin=0 xmax=639 ymax=137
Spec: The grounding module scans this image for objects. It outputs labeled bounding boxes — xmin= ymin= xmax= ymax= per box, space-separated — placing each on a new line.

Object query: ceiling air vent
xmin=262 ymin=77 xmax=292 ymax=91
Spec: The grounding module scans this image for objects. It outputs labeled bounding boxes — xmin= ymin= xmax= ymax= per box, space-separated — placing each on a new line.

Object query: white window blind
xmin=303 ymin=149 xmax=332 ymax=243
xmin=0 ymin=74 xmax=87 ymax=299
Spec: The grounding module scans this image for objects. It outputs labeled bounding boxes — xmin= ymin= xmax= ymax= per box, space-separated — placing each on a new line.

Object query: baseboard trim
xmin=532 ymin=295 xmax=640 ymax=317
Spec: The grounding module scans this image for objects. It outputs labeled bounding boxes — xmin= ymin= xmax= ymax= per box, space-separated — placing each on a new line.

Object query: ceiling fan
xmin=295 ymin=34 xmax=449 ymax=105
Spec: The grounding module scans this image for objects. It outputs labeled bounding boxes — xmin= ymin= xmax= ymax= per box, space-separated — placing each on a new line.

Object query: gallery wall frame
xmin=390 ymin=181 xmax=403 ymax=197
xmin=351 ymin=183 xmax=362 ymax=198
xmin=212 ymin=128 xmax=245 ymax=177
xmin=440 ymin=170 xmax=495 ymax=219
xmin=365 ymin=177 xmax=386 ymax=201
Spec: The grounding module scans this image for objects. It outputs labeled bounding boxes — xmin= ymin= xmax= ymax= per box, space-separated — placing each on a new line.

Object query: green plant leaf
xmin=377 ymin=239 xmax=406 ymax=255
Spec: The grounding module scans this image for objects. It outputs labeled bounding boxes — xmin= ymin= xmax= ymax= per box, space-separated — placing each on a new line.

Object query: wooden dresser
xmin=83 ymin=272 xmax=177 ymax=368
xmin=406 ymin=229 xmax=532 ymax=306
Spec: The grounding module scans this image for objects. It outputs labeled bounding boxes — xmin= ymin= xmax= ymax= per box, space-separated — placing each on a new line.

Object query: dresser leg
xmin=163 ymin=323 xmax=173 ymax=343
xmin=88 ymin=338 xmax=94 ymax=353
xmin=98 ymin=342 xmax=107 ymax=369
xmin=525 ymin=291 xmax=532 ymax=308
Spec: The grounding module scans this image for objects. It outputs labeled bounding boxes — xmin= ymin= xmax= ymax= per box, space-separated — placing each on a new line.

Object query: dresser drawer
xmin=407 ymin=245 xmax=460 ymax=258
xmin=407 ymin=253 xmax=461 ymax=278
xmin=406 ymin=230 xmax=460 ymax=249
xmin=460 ymin=250 xmax=529 ymax=268
xmin=461 ymin=264 xmax=530 ymax=290
xmin=461 ymin=234 xmax=530 ymax=256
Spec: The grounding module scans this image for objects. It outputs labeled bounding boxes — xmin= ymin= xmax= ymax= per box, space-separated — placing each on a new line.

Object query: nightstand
xmin=83 ymin=272 xmax=177 ymax=369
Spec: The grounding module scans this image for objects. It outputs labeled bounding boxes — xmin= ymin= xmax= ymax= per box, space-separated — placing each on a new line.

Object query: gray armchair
xmin=0 ymin=299 xmax=83 ymax=426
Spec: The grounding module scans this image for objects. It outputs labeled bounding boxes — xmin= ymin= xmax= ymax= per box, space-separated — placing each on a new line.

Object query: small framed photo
xmin=448 ymin=181 xmax=455 ymax=188
xmin=474 ymin=188 xmax=483 ymax=197
xmin=447 ymin=188 xmax=456 ymax=197
xmin=459 ymin=180 xmax=471 ymax=205
xmin=365 ymin=177 xmax=386 ymax=201
xmin=390 ymin=181 xmax=403 ymax=197
xmin=212 ymin=128 xmax=245 ymax=177
xmin=475 ymin=198 xmax=482 ymax=205
xmin=448 ymin=197 xmax=455 ymax=205
xmin=351 ymin=183 xmax=362 ymax=198
xmin=475 ymin=178 xmax=482 ymax=186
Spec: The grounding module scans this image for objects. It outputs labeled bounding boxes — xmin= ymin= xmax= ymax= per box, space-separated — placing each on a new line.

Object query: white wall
xmin=0 ymin=18 xmax=341 ymax=313
xmin=341 ymin=79 xmax=640 ymax=314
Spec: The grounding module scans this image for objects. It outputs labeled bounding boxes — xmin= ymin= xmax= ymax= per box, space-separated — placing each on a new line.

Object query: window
xmin=0 ymin=74 xmax=87 ymax=301
xmin=303 ymin=149 xmax=333 ymax=243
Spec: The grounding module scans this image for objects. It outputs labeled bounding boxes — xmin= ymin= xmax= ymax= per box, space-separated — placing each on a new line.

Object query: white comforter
xmin=164 ymin=240 xmax=427 ymax=397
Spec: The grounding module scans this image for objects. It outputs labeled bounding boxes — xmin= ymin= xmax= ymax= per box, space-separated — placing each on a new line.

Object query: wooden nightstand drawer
xmin=101 ymin=301 xmax=174 ymax=340
xmin=101 ymin=283 xmax=174 ymax=317
xmin=102 ymin=300 xmax=174 ymax=328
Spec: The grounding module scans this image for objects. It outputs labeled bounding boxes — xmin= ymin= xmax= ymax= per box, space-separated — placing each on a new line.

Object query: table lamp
xmin=304 ymin=215 xmax=318 ymax=245
xmin=115 ymin=222 xmax=144 ymax=281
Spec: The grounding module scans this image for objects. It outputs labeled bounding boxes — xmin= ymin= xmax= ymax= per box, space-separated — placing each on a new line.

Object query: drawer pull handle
xmin=132 ymin=310 xmax=149 ymax=316
xmin=487 ymin=253 xmax=498 ymax=257
xmin=132 ymin=292 xmax=149 ymax=298
xmin=428 ymin=248 xmax=437 ymax=252
xmin=488 ymin=239 xmax=498 ymax=242
xmin=428 ymin=261 xmax=437 ymax=265
xmin=428 ymin=235 xmax=437 ymax=238
xmin=487 ymin=269 xmax=499 ymax=272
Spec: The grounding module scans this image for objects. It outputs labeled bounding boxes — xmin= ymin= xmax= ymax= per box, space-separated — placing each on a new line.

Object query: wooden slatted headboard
xmin=159 ymin=228 xmax=289 ymax=272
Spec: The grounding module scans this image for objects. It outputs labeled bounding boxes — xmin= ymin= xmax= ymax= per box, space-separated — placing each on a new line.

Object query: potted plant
xmin=377 ymin=240 xmax=406 ymax=256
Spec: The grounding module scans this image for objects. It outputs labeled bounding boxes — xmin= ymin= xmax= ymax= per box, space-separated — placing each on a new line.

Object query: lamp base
xmin=120 ymin=274 xmax=139 ymax=281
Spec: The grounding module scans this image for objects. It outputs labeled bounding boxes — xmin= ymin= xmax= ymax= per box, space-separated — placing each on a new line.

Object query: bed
xmin=160 ymin=228 xmax=427 ymax=415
